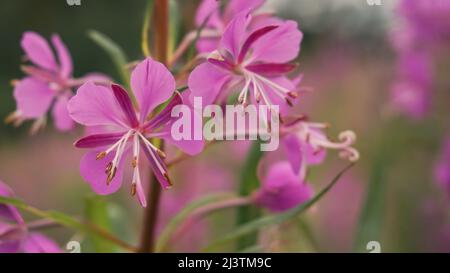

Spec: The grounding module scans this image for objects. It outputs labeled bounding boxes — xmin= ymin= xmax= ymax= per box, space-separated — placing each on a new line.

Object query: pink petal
xmin=111 ymin=84 xmax=139 ymax=128
xmin=80 ymin=151 xmax=125 ymax=195
xmin=144 ymin=92 xmax=183 ymax=131
xmin=22 ymin=233 xmax=61 ymax=253
xmin=283 ymin=134 xmax=302 ymax=174
xmin=52 ymin=95 xmax=75 ymax=131
xmin=68 ymin=82 xmax=129 ymax=128
xmin=220 ymin=12 xmax=250 ymax=59
xmin=303 ymin=142 xmax=326 ymax=165
xmin=75 ymin=132 xmax=126 ymax=149
xmin=130 ymin=58 xmax=176 ymax=123
xmin=255 ymin=161 xmax=313 ymax=212
xmin=248 ymin=20 xmax=302 ymax=63
xmin=196 ymin=37 xmax=221 ymax=54
xmin=13 ymin=77 xmax=54 ymax=119
xmin=238 ymin=25 xmax=279 ymax=63
xmin=224 ymin=0 xmax=265 ymax=22
xmin=245 ymin=62 xmax=297 ymax=76
xmin=51 ymin=34 xmax=73 ymax=79
xmin=0 ymin=181 xmax=24 ymax=225
xmin=141 ymin=144 xmax=171 ymax=189
xmin=188 ymin=62 xmax=231 ymax=105
xmin=21 ymin=32 xmax=57 ymax=71
xmin=195 ymin=0 xmax=222 ymax=29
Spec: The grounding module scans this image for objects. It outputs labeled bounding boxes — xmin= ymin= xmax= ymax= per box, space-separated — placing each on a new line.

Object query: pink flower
xmin=68 ymin=58 xmax=203 ymax=207
xmin=7 ymin=32 xmax=110 ymax=133
xmin=0 ymin=180 xmax=61 ymax=253
xmin=195 ymin=0 xmax=267 ymax=53
xmin=252 ymin=161 xmax=313 ymax=212
xmin=282 ymin=120 xmax=359 ymax=176
xmin=189 ymin=12 xmax=302 ymax=112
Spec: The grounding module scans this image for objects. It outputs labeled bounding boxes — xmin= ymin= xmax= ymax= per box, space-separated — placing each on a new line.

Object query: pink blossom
xmin=0 ymin=180 xmax=61 ymax=253
xmin=253 ymin=161 xmax=313 ymax=212
xmin=7 ymin=32 xmax=110 ymax=133
xmin=194 ymin=0 xmax=267 ymax=53
xmin=189 ymin=12 xmax=302 ymax=112
xmin=68 ymin=58 xmax=203 ymax=207
xmin=282 ymin=120 xmax=359 ymax=176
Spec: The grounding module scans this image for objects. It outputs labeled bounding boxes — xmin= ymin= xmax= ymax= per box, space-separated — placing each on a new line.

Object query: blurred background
xmin=0 ymin=0 xmax=449 ymax=252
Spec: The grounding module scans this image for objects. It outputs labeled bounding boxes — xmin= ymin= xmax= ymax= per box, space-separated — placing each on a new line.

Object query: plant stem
xmin=138 ymin=0 xmax=169 ymax=253
xmin=138 ymin=174 xmax=163 ymax=252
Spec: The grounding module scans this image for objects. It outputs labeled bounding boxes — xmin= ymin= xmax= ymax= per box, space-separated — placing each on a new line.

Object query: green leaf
xmin=236 ymin=141 xmax=264 ymax=250
xmin=155 ymin=192 xmax=237 ymax=252
xmin=88 ymin=30 xmax=129 ymax=87
xmin=141 ymin=0 xmax=154 ymax=57
xmin=84 ymin=196 xmax=117 ymax=253
xmin=0 ymin=196 xmax=136 ymax=252
xmin=354 ymin=153 xmax=387 ymax=251
xmin=204 ymin=163 xmax=354 ymax=252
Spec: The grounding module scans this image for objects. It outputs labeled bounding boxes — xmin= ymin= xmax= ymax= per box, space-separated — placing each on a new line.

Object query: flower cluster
xmin=389 ymin=0 xmax=450 ymax=119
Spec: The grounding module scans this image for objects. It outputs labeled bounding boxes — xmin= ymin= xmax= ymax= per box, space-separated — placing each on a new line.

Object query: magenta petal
xmin=245 ymin=63 xmax=297 ymax=76
xmin=220 ymin=12 xmax=249 ymax=59
xmin=51 ymin=34 xmax=73 ymax=79
xmin=195 ymin=0 xmax=222 ymax=28
xmin=130 ymin=58 xmax=176 ymax=123
xmin=13 ymin=77 xmax=54 ymax=119
xmin=144 ymin=92 xmax=182 ymax=130
xmin=52 ymin=95 xmax=75 ymax=132
xmin=283 ymin=134 xmax=302 ymax=175
xmin=303 ymin=143 xmax=326 ymax=165
xmin=68 ymin=82 xmax=128 ymax=128
xmin=238 ymin=25 xmax=279 ymax=63
xmin=21 ymin=32 xmax=57 ymax=71
xmin=249 ymin=20 xmax=302 ymax=63
xmin=111 ymin=84 xmax=139 ymax=128
xmin=80 ymin=151 xmax=124 ymax=195
xmin=75 ymin=132 xmax=126 ymax=149
xmin=163 ymin=134 xmax=205 ymax=156
xmin=188 ymin=62 xmax=231 ymax=105
xmin=255 ymin=161 xmax=313 ymax=212
xmin=22 ymin=233 xmax=61 ymax=253
xmin=141 ymin=144 xmax=171 ymax=189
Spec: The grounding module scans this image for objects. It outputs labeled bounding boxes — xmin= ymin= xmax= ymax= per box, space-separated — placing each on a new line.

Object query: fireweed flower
xmin=252 ymin=161 xmax=313 ymax=212
xmin=434 ymin=138 xmax=450 ymax=197
xmin=194 ymin=0 xmax=266 ymax=53
xmin=68 ymin=58 xmax=203 ymax=207
xmin=0 ymin=181 xmax=60 ymax=253
xmin=6 ymin=31 xmax=110 ymax=132
xmin=189 ymin=12 xmax=302 ymax=112
xmin=282 ymin=119 xmax=359 ymax=176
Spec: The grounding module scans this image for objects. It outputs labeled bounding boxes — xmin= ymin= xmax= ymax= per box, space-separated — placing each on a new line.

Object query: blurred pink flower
xmin=194 ymin=0 xmax=266 ymax=53
xmin=282 ymin=120 xmax=359 ymax=176
xmin=0 ymin=180 xmax=60 ymax=253
xmin=189 ymin=12 xmax=302 ymax=111
xmin=253 ymin=161 xmax=313 ymax=212
xmin=7 ymin=31 xmax=110 ymax=133
xmin=68 ymin=58 xmax=203 ymax=207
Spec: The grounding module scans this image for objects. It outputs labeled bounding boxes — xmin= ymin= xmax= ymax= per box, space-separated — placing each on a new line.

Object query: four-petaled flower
xmin=7 ymin=31 xmax=109 ymax=133
xmin=189 ymin=12 xmax=303 ymax=113
xmin=68 ymin=58 xmax=203 ymax=207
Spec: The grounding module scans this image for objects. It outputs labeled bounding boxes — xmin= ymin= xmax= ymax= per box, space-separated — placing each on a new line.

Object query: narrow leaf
xmin=88 ymin=30 xmax=129 ymax=87
xmin=204 ymin=163 xmax=354 ymax=251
